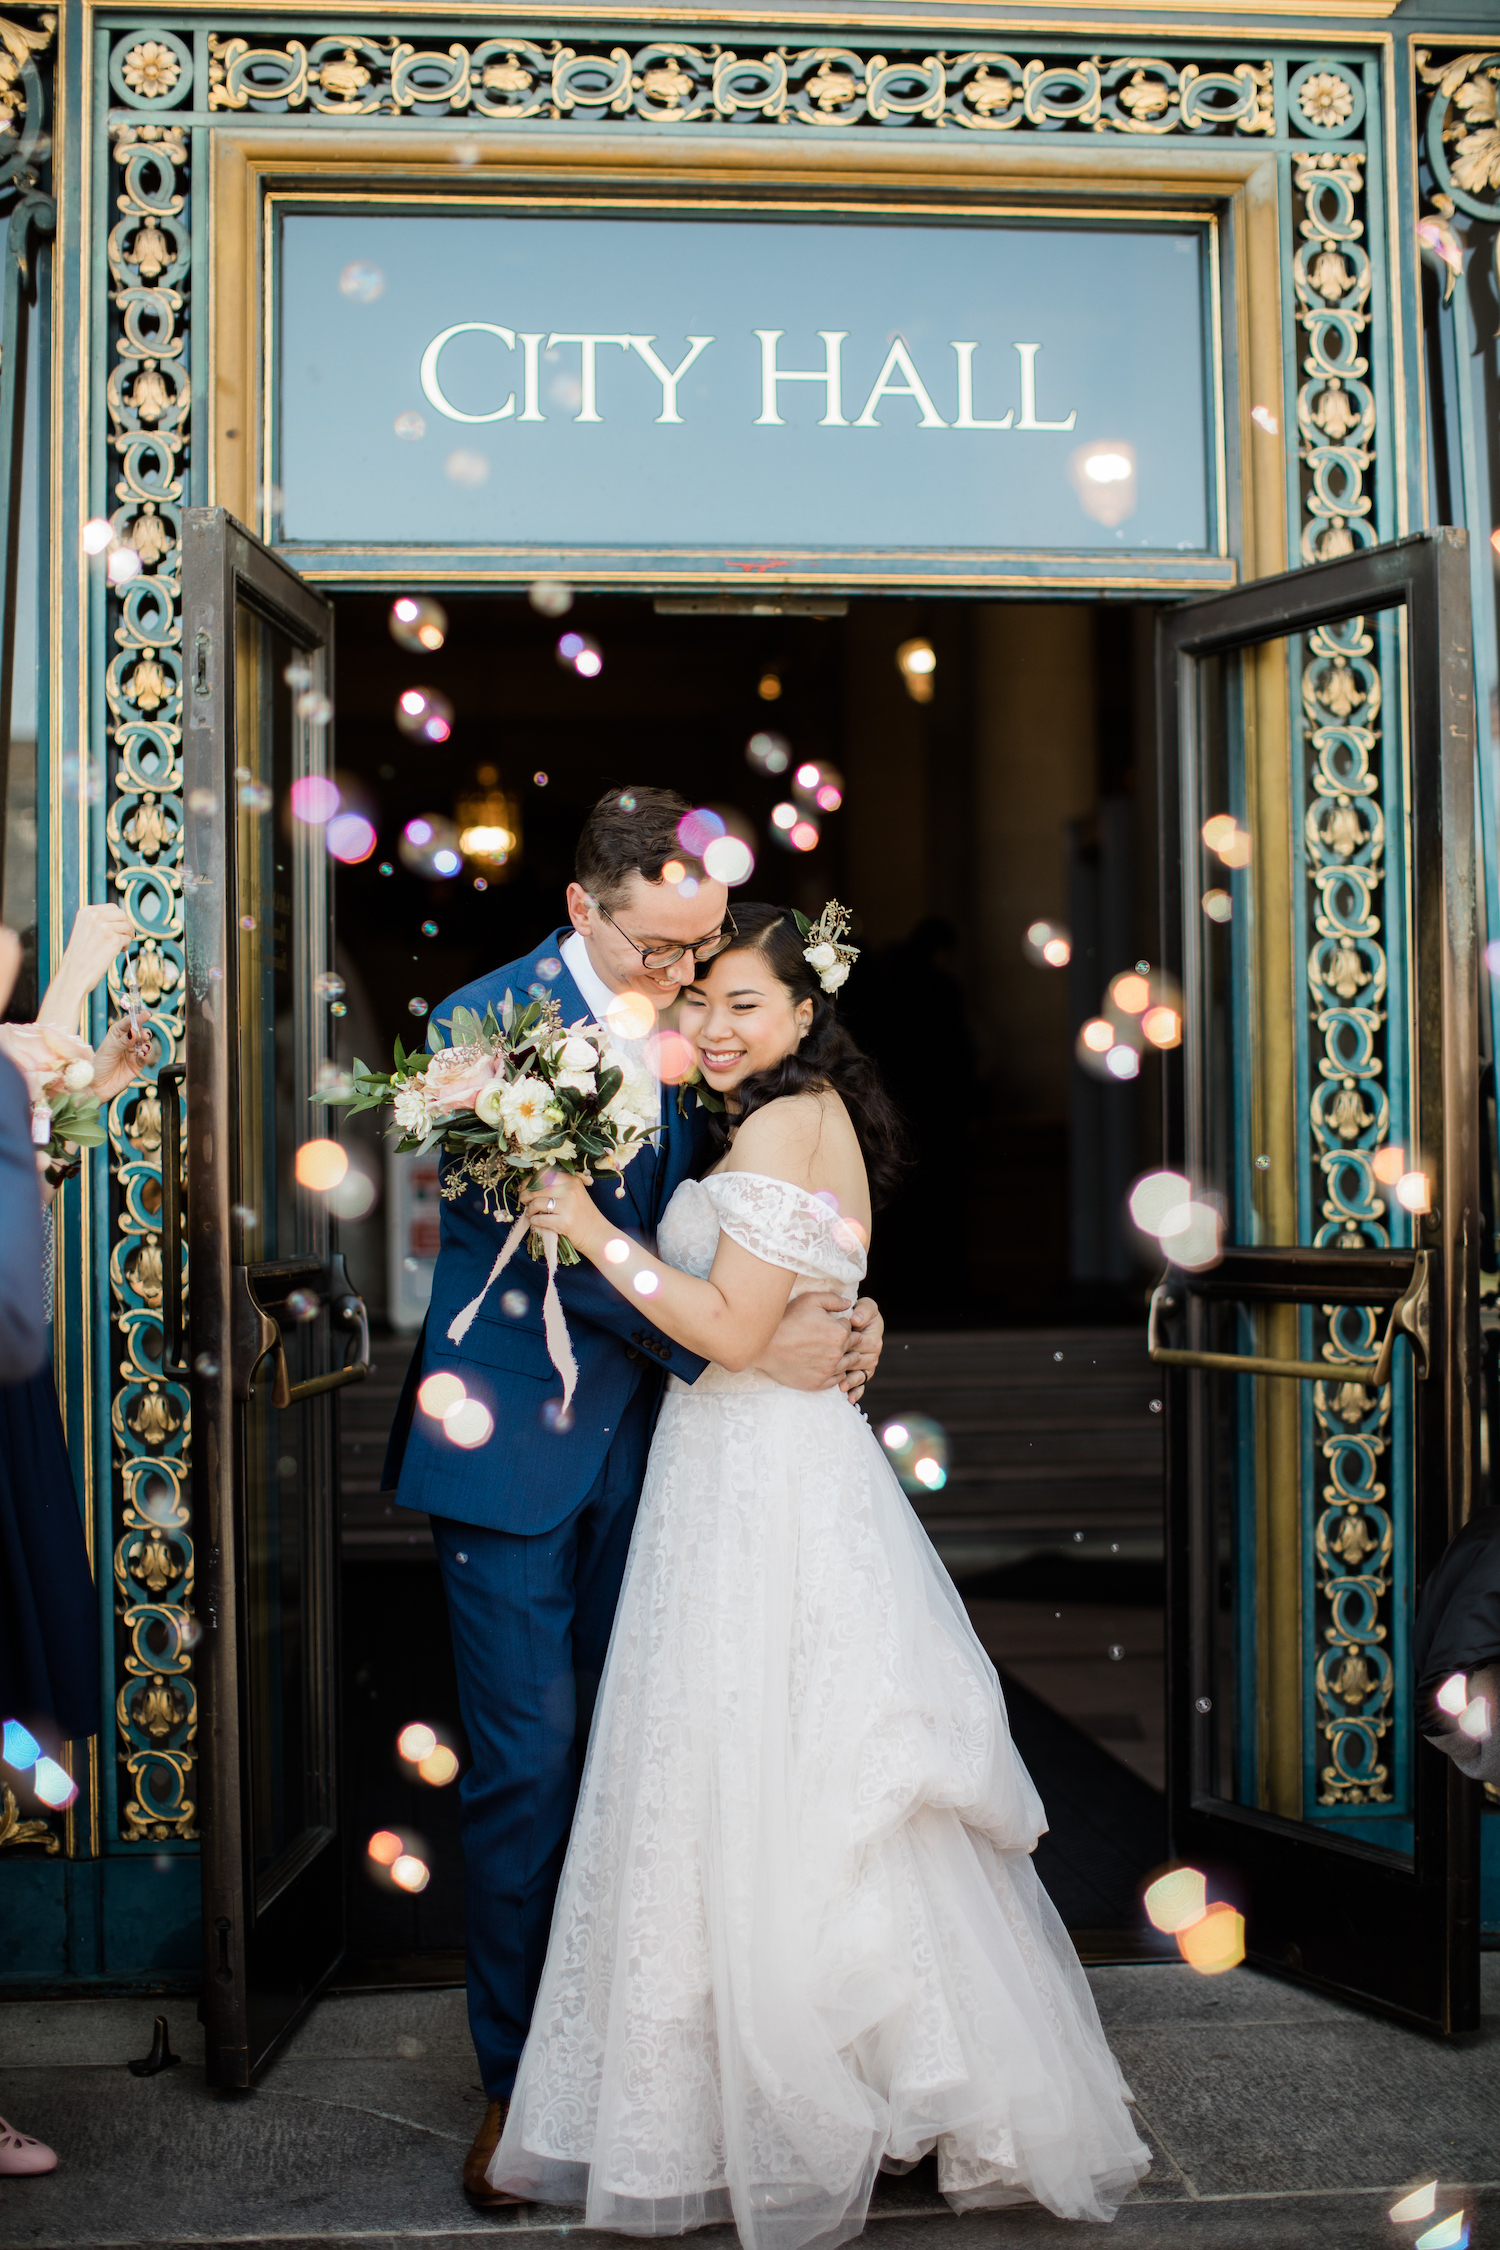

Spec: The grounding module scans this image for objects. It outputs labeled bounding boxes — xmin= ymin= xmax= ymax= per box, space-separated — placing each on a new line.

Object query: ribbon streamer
xmin=446 ymin=1210 xmax=579 ymax=1417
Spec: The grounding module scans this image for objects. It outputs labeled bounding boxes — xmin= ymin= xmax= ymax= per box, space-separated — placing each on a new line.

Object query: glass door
xmin=1155 ymin=531 xmax=1480 ymax=2034
xmin=174 ymin=510 xmax=368 ymax=2085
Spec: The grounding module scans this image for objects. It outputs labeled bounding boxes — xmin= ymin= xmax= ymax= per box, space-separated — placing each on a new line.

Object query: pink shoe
xmin=0 ymin=2119 xmax=57 ymax=2175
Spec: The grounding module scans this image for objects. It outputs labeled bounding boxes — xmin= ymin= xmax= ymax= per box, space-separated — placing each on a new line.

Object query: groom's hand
xmin=839 ymin=1297 xmax=884 ymax=1404
xmin=755 ymin=1291 xmax=851 ymax=1391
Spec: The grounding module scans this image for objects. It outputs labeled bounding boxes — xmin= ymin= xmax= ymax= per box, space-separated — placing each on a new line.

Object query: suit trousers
xmin=430 ymin=1374 xmax=658 ymax=2097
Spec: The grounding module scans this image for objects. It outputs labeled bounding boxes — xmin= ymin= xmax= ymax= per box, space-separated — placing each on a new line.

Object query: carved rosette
xmin=105 ymin=117 xmax=195 ymax=1843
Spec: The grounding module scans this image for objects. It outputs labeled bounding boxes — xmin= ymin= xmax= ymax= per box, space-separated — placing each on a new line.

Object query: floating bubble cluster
xmin=1202 ymin=812 xmax=1252 ymax=869
xmin=1024 ymin=920 xmax=1072 ymax=968
xmin=793 ymin=760 xmax=843 ymax=814
xmin=395 ymin=687 xmax=453 ymax=745
xmin=1143 ymin=1865 xmax=1244 ymax=1975
xmin=389 ymin=595 xmax=448 ymax=654
xmin=557 ymin=629 xmax=603 ymax=679
xmin=879 ymin=1414 xmax=949 ymax=1495
xmin=328 ymin=811 xmax=377 ymax=864
xmin=746 ymin=731 xmax=791 ymax=777
xmin=400 ymin=814 xmax=463 ymax=879
xmin=417 ymin=1370 xmax=493 ymax=1448
xmin=1128 ymin=1168 xmax=1222 ymax=1271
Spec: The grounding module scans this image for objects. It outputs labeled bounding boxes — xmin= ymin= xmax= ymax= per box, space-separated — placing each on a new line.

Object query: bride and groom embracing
xmin=383 ymin=786 xmax=1148 ymax=2246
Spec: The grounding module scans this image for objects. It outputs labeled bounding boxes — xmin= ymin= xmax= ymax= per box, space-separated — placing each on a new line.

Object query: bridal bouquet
xmin=327 ymin=990 xmax=658 ymax=1411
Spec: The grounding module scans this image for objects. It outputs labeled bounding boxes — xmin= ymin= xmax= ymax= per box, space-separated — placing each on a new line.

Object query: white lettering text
xmin=420 ymin=323 xmax=516 ymax=423
xmin=630 ymin=335 xmax=714 ymax=423
xmin=754 ymin=330 xmax=849 ymax=427
xmin=854 ymin=338 xmax=948 ymax=429
xmin=950 ymin=342 xmax=1013 ymax=430
xmin=1014 ymin=342 xmax=1076 ymax=432
xmin=546 ymin=333 xmax=634 ymax=422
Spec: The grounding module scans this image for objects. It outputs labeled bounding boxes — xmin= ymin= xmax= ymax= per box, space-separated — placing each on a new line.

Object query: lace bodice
xmin=656 ymin=1171 xmax=868 ymax=1298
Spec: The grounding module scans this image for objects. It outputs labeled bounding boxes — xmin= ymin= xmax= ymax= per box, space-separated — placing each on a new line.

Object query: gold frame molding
xmin=210 ymin=128 xmax=1287 ymax=588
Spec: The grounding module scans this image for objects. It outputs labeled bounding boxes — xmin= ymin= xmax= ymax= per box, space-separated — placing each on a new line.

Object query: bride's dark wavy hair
xmin=697 ymin=901 xmax=911 ymax=1209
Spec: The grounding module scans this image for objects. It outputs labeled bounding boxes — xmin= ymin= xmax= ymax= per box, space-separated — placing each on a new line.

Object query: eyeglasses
xmin=595 ymin=901 xmax=738 ymax=972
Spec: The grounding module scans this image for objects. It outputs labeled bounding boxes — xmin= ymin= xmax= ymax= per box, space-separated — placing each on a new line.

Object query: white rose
xmin=554 ymin=1034 xmax=598 ymax=1073
xmin=822 ymin=962 xmax=850 ymax=990
xmin=554 ymin=1069 xmax=596 ymax=1096
xmin=604 ymin=1060 xmax=656 ymax=1129
xmin=474 ymin=1081 xmax=507 ymax=1127
xmin=806 ymin=943 xmax=838 ymax=971
xmin=393 ymin=1082 xmax=432 ymax=1138
xmin=63 ymin=1060 xmax=96 ymax=1091
xmin=499 ymin=1076 xmax=553 ymax=1146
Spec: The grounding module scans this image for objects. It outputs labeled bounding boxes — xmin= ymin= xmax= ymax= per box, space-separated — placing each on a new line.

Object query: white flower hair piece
xmin=795 ymin=900 xmax=860 ymax=995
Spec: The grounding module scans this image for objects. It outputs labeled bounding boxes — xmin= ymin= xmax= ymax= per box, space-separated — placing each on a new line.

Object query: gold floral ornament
xmin=482 ymin=54 xmax=532 ymax=92
xmin=0 ymin=1786 xmax=59 ymax=1854
xmin=122 ymin=40 xmax=180 ymax=101
xmin=1298 ymin=69 xmax=1354 ymax=131
xmin=0 ymin=15 xmax=55 ymax=133
xmin=965 ymin=67 xmax=1014 ymax=114
xmin=1118 ymin=71 xmax=1174 ymax=121
xmin=639 ymin=58 xmax=694 ymax=110
xmin=796 ymin=901 xmax=860 ymax=994
xmin=805 ymin=63 xmax=859 ymax=110
xmin=126 ymin=503 xmax=173 ymax=568
xmin=1420 ymin=51 xmax=1500 ymax=199
xmin=1312 ymin=377 xmax=1360 ymax=442
xmin=318 ymin=47 xmax=371 ymax=102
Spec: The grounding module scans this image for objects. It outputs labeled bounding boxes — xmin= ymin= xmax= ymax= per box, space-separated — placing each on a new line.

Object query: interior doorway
xmin=327 ymin=590 xmax=1174 ymax=1974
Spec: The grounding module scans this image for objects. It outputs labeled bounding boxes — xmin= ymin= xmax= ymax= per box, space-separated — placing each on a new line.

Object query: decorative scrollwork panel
xmin=106 ymin=117 xmax=194 ymax=1844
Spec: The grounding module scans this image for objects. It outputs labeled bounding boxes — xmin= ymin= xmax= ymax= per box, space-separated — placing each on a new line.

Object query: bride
xmin=503 ymin=900 xmax=1149 ymax=2247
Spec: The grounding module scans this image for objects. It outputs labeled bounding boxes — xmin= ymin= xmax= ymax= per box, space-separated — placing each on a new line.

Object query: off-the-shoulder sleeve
xmin=703 ymin=1172 xmax=867 ymax=1288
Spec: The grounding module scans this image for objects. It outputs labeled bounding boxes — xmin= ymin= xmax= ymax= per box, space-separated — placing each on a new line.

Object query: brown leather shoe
xmin=463 ymin=2097 xmax=531 ymax=2210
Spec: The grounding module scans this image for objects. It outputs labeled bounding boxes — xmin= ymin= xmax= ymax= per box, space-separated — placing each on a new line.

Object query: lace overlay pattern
xmin=492 ymin=1175 xmax=1148 ymax=2245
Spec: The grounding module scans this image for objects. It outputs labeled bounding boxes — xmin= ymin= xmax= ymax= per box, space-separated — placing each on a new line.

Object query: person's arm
xmin=521 ymin=1168 xmax=797 ymax=1374
xmin=36 ymin=904 xmax=134 ymax=1032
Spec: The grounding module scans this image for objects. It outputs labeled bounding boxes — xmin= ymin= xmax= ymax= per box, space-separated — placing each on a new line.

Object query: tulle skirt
xmin=491 ymin=1369 xmax=1149 ymax=2247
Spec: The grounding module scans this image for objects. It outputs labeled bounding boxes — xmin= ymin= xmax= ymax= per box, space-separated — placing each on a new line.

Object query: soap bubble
xmin=746 ymin=731 xmax=791 ymax=777
xmin=556 ymin=630 xmax=602 ymax=679
xmin=290 ymin=775 xmax=340 ymax=825
xmin=704 ymin=834 xmax=754 ymax=885
xmin=327 ymin=812 xmax=377 ymax=864
xmin=327 ymin=1166 xmax=377 ymax=1220
xmin=528 ymin=580 xmax=574 ymax=618
xmin=1024 ymin=920 xmax=1072 ymax=968
xmin=394 ymin=410 xmax=426 ymax=441
xmin=391 ymin=1852 xmax=431 ymax=1893
xmin=879 ymin=1413 xmax=949 ymax=1497
xmin=389 ymin=596 xmax=447 ymax=654
xmin=446 ymin=449 xmax=489 ymax=488
xmin=501 ymin=1289 xmax=528 ymax=1318
xmin=284 ymin=1287 xmax=319 ymax=1323
xmin=408 ymin=996 xmax=429 ymax=1017
xmin=294 ymin=1139 xmax=348 ymax=1192
xmin=395 ymin=687 xmax=453 ymax=744
xmin=397 ymin=1723 xmax=438 ymax=1763
xmin=1144 ymin=1866 xmax=1207 ymax=1934
xmin=339 ymin=261 xmax=385 ymax=303
xmin=445 ymin=1398 xmax=494 ymax=1449
xmin=418 ymin=1373 xmax=465 ymax=1418
xmin=399 ymin=813 xmax=462 ymax=879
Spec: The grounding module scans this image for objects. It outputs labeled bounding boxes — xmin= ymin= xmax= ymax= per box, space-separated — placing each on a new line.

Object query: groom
xmin=382 ymin=786 xmax=886 ymax=2206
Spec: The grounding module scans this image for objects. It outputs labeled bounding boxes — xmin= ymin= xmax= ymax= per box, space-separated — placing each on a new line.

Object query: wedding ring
xmin=547 ymin=1198 xmax=555 ymax=1212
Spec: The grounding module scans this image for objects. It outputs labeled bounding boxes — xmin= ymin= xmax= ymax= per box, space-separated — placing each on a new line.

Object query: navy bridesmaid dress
xmin=0 ymin=1348 xmax=99 ymax=1741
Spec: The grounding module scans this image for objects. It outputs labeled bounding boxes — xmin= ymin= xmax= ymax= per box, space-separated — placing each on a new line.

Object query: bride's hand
xmin=518 ymin=1168 xmax=598 ymax=1246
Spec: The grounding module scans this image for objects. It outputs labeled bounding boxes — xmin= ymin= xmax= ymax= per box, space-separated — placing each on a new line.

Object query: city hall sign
xmin=274 ymin=206 xmax=1223 ymax=582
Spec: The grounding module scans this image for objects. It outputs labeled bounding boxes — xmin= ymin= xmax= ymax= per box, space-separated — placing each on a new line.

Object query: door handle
xmin=232 ymin=1259 xmax=372 ymax=1406
xmin=159 ymin=1064 xmax=190 ymax=1378
xmin=1148 ymin=1249 xmax=1430 ymax=1388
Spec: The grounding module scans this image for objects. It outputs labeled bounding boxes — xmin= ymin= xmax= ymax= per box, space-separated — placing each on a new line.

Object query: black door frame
xmin=1156 ymin=530 xmax=1480 ymax=2035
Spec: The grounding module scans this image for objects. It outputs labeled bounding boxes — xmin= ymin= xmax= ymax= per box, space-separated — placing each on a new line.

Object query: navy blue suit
xmin=383 ymin=934 xmax=711 ymax=2094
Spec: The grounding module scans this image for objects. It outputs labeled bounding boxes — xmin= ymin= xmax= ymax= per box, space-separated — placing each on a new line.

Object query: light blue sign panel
xmin=278 ymin=212 xmax=1210 ymax=558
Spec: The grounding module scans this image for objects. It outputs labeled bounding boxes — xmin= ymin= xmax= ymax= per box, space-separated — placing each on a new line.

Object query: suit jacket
xmin=0 ymin=1052 xmax=44 ymax=1384
xmin=385 ymin=932 xmax=711 ymax=1534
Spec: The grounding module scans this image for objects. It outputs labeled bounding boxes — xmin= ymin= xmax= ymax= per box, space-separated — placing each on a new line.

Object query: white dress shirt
xmin=560 ymin=929 xmax=662 ymax=1129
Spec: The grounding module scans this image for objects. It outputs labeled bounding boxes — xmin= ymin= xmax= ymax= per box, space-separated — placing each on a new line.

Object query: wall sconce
xmin=456 ymin=765 xmax=521 ymax=880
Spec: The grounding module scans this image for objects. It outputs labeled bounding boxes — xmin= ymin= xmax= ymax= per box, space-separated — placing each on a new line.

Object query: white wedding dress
xmin=490 ymin=1173 xmax=1149 ymax=2247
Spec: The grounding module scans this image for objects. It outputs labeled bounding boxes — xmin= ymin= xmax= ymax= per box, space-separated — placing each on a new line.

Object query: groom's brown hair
xmin=575 ymin=786 xmax=703 ymax=908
